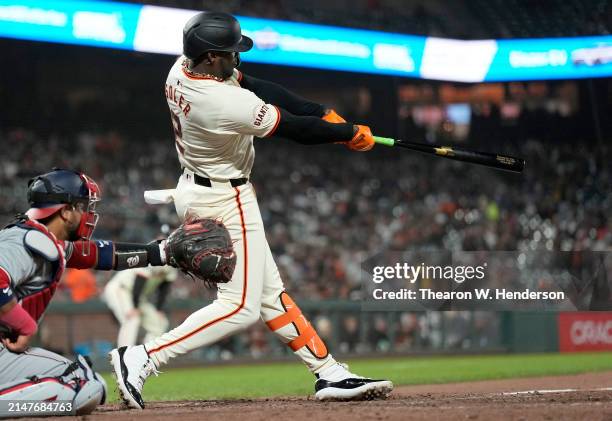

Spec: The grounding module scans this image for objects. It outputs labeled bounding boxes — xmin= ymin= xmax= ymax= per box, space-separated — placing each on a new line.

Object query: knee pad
xmin=93 ymin=372 xmax=107 ymax=406
xmin=265 ymin=292 xmax=328 ymax=358
xmin=0 ymin=356 xmax=106 ymax=417
xmin=0 ymin=376 xmax=99 ymax=416
xmin=76 ymin=355 xmax=107 ymax=405
xmin=0 ymin=376 xmax=78 ymax=404
xmin=72 ymin=377 xmax=104 ymax=415
xmin=61 ymin=355 xmax=106 ymax=415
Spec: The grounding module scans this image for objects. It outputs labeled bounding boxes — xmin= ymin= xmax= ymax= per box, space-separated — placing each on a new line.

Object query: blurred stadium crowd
xmin=122 ymin=0 xmax=610 ymax=39
xmin=1 ymin=106 xmax=609 ymax=304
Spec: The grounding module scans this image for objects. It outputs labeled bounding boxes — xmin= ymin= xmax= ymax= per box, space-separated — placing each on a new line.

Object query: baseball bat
xmin=374 ymin=136 xmax=525 ymax=173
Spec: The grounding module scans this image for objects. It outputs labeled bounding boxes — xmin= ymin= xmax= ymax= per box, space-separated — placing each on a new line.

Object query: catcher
xmin=0 ymin=168 xmax=234 ymax=417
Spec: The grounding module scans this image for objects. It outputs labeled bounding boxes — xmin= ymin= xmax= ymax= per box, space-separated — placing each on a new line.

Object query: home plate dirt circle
xmin=41 ymin=371 xmax=612 ymax=421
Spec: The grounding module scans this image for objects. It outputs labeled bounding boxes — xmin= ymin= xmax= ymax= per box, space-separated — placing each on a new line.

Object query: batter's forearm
xmin=240 ymin=74 xmax=326 ymax=117
xmin=274 ymin=108 xmax=354 ymax=145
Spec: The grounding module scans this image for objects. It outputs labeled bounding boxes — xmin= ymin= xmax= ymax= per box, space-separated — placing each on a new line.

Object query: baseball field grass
xmin=101 ymin=352 xmax=612 ymax=402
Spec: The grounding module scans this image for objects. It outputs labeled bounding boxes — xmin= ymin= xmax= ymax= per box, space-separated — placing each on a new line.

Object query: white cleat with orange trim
xmin=314 ymin=363 xmax=393 ymax=401
xmin=109 ymin=345 xmax=159 ymax=409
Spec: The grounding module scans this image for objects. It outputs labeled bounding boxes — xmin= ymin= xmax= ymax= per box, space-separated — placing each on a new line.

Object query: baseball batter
xmin=110 ymin=12 xmax=393 ymax=408
xmin=103 ymin=266 xmax=177 ymax=347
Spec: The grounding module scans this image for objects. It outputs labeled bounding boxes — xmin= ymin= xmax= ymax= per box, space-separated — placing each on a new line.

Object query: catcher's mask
xmin=26 ymin=168 xmax=101 ymax=247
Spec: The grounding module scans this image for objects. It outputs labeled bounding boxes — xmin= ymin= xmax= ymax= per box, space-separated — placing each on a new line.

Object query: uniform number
xmin=170 ymin=112 xmax=185 ymax=155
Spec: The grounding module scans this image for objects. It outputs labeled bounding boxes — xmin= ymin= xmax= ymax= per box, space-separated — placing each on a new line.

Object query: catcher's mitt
xmin=165 ymin=217 xmax=236 ymax=284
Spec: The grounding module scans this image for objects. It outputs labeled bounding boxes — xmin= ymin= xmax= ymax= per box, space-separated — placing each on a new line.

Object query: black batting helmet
xmin=183 ymin=12 xmax=253 ymax=60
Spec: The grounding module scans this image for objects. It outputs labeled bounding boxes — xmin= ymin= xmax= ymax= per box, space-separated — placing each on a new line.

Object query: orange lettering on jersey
xmin=165 ymin=83 xmax=191 ymax=118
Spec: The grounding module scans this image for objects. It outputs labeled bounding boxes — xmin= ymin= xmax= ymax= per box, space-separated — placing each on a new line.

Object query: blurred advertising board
xmin=558 ymin=312 xmax=612 ymax=352
xmin=0 ymin=0 xmax=611 ymax=81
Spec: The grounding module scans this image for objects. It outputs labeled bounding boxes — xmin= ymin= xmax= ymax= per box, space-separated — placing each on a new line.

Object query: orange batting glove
xmin=322 ymin=109 xmax=346 ymax=124
xmin=347 ymin=125 xmax=375 ymax=151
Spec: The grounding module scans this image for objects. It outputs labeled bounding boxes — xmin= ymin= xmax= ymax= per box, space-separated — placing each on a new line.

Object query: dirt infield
xmin=40 ymin=371 xmax=612 ymax=420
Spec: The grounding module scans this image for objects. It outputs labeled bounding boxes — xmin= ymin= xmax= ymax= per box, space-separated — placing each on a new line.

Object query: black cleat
xmin=315 ymin=373 xmax=393 ymax=401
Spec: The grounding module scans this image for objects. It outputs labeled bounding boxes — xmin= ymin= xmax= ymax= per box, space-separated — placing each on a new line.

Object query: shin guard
xmin=265 ymin=292 xmax=328 ymax=359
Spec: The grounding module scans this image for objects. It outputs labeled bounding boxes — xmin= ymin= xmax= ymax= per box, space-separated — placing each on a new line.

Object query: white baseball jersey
xmin=165 ymin=57 xmax=280 ymax=180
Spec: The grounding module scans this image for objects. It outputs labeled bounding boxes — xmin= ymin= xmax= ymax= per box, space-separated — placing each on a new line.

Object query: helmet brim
xmin=26 ymin=204 xmax=65 ymax=220
xmin=233 ymin=35 xmax=253 ymax=52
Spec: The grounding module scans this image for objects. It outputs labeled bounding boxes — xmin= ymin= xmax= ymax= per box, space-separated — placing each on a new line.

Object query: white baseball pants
xmin=144 ymin=174 xmax=336 ymax=374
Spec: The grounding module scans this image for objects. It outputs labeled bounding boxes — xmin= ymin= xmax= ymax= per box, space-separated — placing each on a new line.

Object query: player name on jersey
xmin=165 ymin=83 xmax=191 ymax=117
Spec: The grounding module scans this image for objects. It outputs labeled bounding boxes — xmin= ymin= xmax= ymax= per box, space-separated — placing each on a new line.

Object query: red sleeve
xmin=67 ymin=241 xmax=98 ymax=269
xmin=0 ymin=302 xmax=37 ymax=336
xmin=67 ymin=240 xmax=114 ymax=270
